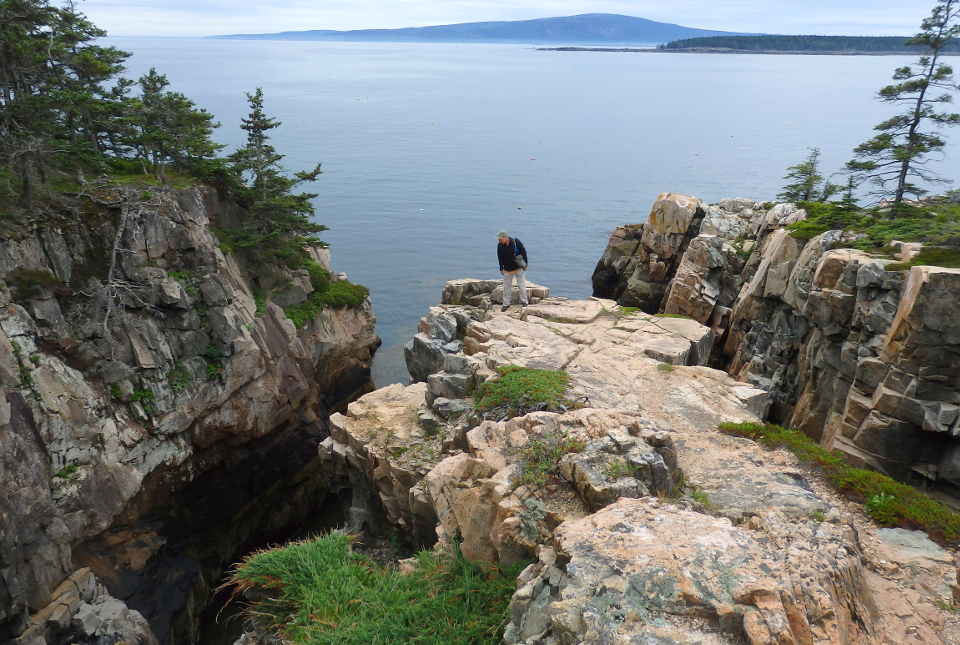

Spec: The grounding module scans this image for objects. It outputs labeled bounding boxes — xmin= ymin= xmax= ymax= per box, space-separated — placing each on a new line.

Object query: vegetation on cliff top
xmin=719 ymin=422 xmax=960 ymax=545
xmin=0 ymin=0 xmax=366 ymax=320
xmin=475 ymin=365 xmax=574 ymax=419
xmin=226 ymin=532 xmax=525 ymax=645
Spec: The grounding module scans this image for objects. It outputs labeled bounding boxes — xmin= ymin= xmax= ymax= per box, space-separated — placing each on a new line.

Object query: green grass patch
xmin=475 ymin=366 xmax=572 ymax=418
xmin=53 ymin=464 xmax=79 ymax=480
xmin=618 ymin=306 xmax=642 ymax=316
xmin=718 ymin=422 xmax=960 ymax=545
xmin=130 ymin=388 xmax=157 ymax=415
xmin=225 ymin=532 xmax=526 ymax=645
xmin=653 ymin=313 xmax=692 ymax=320
xmin=517 ymin=432 xmax=586 ymax=487
xmin=603 ymin=458 xmax=641 ymax=481
xmin=656 ymin=362 xmax=675 ymax=373
xmin=885 ymin=247 xmax=960 ymax=272
xmin=689 ymin=488 xmax=713 ymax=509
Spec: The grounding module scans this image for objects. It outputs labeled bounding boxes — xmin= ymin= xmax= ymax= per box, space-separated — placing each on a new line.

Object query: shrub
xmin=718 ymin=422 xmax=960 ymax=544
xmin=786 ymin=202 xmax=866 ymax=241
xmin=225 ymin=532 xmax=526 ymax=645
xmin=475 ymin=366 xmax=572 ymax=418
xmin=283 ymin=279 xmax=369 ymax=328
xmin=657 ymin=363 xmax=675 ymax=373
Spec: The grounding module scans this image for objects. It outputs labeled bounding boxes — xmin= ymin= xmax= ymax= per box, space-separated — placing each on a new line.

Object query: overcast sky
xmin=78 ymin=0 xmax=929 ymax=38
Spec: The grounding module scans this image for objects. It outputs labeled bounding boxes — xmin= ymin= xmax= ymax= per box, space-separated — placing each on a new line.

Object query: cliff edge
xmin=593 ymin=193 xmax=960 ymax=497
xmin=0 ymin=184 xmax=378 ymax=644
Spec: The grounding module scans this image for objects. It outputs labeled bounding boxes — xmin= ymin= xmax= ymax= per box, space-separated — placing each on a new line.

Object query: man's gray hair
xmin=497 ymin=230 xmax=509 ymax=238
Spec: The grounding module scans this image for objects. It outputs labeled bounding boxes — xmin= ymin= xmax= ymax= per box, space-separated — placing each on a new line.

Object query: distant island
xmin=210 ymin=13 xmax=747 ymax=44
xmin=658 ymin=35 xmax=960 ymax=55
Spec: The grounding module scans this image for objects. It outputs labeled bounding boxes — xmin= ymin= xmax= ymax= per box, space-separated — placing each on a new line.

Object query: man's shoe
xmin=501 ymin=304 xmax=510 ymax=312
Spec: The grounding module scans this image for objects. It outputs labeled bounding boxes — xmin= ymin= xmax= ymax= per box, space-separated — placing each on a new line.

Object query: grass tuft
xmin=517 ymin=432 xmax=586 ymax=487
xmin=224 ymin=532 xmax=526 ymax=645
xmin=475 ymin=366 xmax=572 ymax=418
xmin=718 ymin=422 xmax=960 ymax=545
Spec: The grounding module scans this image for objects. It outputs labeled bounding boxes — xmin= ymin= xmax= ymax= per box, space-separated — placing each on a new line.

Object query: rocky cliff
xmin=593 ymin=193 xmax=960 ymax=497
xmin=308 ymin=278 xmax=958 ymax=644
xmin=0 ymin=184 xmax=378 ymax=644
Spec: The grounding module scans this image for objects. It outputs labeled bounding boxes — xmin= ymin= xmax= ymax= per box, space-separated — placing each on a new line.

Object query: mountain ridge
xmin=209 ymin=13 xmax=748 ymax=43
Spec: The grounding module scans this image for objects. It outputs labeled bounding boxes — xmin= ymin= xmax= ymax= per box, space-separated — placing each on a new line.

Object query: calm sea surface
xmin=107 ymin=38 xmax=959 ymax=385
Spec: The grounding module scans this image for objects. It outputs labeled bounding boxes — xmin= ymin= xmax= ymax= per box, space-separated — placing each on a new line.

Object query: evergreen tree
xmin=0 ymin=0 xmax=130 ymax=202
xmin=847 ymin=0 xmax=960 ymax=208
xmin=777 ymin=147 xmax=841 ymax=203
xmin=226 ymin=88 xmax=326 ymax=267
xmin=126 ymin=68 xmax=222 ymax=182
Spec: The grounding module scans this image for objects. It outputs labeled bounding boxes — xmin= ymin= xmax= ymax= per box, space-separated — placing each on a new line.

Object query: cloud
xmin=75 ymin=0 xmax=927 ymax=37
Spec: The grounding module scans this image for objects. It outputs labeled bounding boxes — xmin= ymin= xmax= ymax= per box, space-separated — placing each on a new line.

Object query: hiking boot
xmin=500 ymin=304 xmax=510 ymax=312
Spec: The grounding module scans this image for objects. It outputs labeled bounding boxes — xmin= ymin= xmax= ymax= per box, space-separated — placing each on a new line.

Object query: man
xmin=497 ymin=230 xmax=528 ymax=312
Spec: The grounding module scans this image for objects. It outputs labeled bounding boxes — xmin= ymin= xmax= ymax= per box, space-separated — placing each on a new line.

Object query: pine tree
xmin=0 ymin=0 xmax=130 ymax=203
xmin=777 ymin=148 xmax=841 ymax=203
xmin=847 ymin=0 xmax=960 ymax=209
xmin=226 ymin=88 xmax=327 ymax=267
xmin=126 ymin=68 xmax=222 ymax=182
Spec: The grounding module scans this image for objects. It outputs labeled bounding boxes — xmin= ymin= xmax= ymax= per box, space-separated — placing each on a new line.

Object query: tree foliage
xmin=0 ymin=1 xmax=328 ymax=275
xmin=847 ymin=0 xmax=960 ymax=208
xmin=222 ymin=88 xmax=327 ymax=266
xmin=0 ymin=0 xmax=222 ymax=203
xmin=777 ymin=147 xmax=841 ymax=203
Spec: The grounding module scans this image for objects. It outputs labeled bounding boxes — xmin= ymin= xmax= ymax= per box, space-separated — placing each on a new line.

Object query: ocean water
xmin=108 ymin=38 xmax=959 ymax=385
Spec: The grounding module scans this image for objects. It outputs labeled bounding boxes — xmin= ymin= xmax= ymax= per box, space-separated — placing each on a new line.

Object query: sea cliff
xmin=0 ymin=184 xmax=378 ymax=644
xmin=592 ymin=193 xmax=960 ymax=496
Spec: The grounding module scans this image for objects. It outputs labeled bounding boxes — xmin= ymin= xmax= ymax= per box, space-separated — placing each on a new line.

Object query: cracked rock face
xmin=0 ymin=186 xmax=378 ymax=644
xmin=592 ymin=193 xmax=960 ymax=493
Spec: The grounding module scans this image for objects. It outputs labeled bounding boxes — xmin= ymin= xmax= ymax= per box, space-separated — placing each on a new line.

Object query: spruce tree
xmin=126 ymin=68 xmax=222 ymax=182
xmin=227 ymin=88 xmax=326 ymax=267
xmin=847 ymin=0 xmax=960 ymax=208
xmin=777 ymin=148 xmax=841 ymax=203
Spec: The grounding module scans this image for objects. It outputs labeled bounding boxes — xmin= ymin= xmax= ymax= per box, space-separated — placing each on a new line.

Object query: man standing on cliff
xmin=497 ymin=231 xmax=528 ymax=312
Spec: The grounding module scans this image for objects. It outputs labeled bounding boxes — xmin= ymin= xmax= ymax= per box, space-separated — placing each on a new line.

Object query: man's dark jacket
xmin=498 ymin=238 xmax=528 ymax=272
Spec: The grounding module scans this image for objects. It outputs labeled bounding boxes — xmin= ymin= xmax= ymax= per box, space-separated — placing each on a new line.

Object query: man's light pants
xmin=502 ymin=270 xmax=528 ymax=305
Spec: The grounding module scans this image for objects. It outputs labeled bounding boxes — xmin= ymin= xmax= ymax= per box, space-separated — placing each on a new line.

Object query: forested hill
xmin=661 ymin=35 xmax=960 ymax=53
xmin=212 ymin=14 xmax=744 ymax=43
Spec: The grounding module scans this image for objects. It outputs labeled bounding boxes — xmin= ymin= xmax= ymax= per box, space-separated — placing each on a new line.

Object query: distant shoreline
xmin=538 ymin=46 xmax=960 ymax=57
